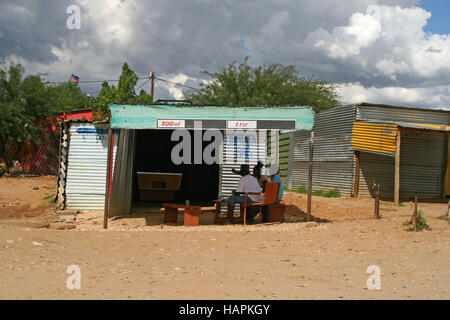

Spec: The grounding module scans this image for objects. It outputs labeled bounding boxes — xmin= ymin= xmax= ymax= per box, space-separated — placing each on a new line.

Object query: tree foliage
xmin=0 ymin=61 xmax=88 ymax=168
xmin=91 ymin=62 xmax=153 ymax=117
xmin=186 ymin=57 xmax=341 ymax=112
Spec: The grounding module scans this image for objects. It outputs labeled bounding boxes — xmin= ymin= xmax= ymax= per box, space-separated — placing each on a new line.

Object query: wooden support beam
xmin=353 ymin=151 xmax=360 ymax=198
xmin=394 ymin=128 xmax=401 ymax=206
xmin=103 ymin=125 xmax=114 ymax=229
xmin=307 ymin=131 xmax=314 ymax=222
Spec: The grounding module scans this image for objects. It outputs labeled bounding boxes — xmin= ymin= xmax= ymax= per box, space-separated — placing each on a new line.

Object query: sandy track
xmin=0 ymin=176 xmax=449 ymax=299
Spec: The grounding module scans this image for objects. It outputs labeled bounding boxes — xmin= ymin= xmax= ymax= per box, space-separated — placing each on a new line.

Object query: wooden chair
xmin=241 ymin=182 xmax=280 ymax=225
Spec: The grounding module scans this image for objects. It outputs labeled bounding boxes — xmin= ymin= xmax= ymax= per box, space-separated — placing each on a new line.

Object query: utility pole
xmin=151 ymin=72 xmax=155 ymax=99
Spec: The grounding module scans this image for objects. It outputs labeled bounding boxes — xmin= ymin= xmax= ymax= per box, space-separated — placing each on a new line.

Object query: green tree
xmin=91 ymin=62 xmax=153 ymax=117
xmin=0 ymin=61 xmax=88 ymax=171
xmin=186 ymin=57 xmax=341 ymax=112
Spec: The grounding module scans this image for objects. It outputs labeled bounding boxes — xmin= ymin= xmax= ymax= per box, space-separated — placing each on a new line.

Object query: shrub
xmin=296 ymin=185 xmax=308 ymax=194
xmin=324 ymin=188 xmax=341 ymax=198
xmin=312 ymin=190 xmax=325 ymax=196
xmin=404 ymin=210 xmax=431 ymax=231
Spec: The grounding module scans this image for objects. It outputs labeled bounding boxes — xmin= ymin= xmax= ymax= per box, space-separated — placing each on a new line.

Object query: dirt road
xmin=0 ymin=176 xmax=449 ymax=299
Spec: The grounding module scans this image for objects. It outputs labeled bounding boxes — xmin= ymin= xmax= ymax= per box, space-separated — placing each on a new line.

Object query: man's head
xmin=253 ymin=161 xmax=264 ymax=177
xmin=240 ymin=164 xmax=250 ymax=176
xmin=269 ymin=164 xmax=280 ymax=176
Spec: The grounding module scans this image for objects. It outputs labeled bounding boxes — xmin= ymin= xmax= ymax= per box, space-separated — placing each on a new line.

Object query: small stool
xmin=163 ymin=204 xmax=202 ymax=226
xmin=268 ymin=203 xmax=285 ymax=222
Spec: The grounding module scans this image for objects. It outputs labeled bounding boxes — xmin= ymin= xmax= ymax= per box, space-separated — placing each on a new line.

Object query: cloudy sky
xmin=1 ymin=0 xmax=449 ymax=108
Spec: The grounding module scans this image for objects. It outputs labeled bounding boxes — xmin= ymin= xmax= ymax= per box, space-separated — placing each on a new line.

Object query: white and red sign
xmin=227 ymin=120 xmax=257 ymax=129
xmin=157 ymin=119 xmax=185 ymax=128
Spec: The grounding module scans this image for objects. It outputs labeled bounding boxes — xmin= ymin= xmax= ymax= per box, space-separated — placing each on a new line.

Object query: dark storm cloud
xmin=0 ymin=1 xmax=77 ymax=63
xmin=2 ymin=0 xmax=449 ymax=106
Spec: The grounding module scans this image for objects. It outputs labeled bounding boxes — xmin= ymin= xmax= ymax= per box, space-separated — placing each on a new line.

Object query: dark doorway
xmin=132 ymin=129 xmax=219 ymax=203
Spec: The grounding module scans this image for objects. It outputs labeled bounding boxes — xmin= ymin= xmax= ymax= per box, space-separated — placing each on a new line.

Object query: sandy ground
xmin=0 ymin=176 xmax=449 ymax=300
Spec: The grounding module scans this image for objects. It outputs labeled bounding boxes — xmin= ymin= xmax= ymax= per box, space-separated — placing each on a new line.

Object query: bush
xmin=404 ymin=210 xmax=431 ymax=231
xmin=294 ymin=186 xmax=341 ymax=198
xmin=312 ymin=190 xmax=325 ymax=196
xmin=324 ymin=188 xmax=341 ymax=198
xmin=296 ymin=185 xmax=308 ymax=194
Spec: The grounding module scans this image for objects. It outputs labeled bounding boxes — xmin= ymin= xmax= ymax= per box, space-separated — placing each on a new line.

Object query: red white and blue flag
xmin=69 ymin=74 xmax=79 ymax=84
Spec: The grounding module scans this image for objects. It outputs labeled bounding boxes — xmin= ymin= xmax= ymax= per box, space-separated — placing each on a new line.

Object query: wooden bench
xmin=163 ymin=203 xmax=202 ymax=226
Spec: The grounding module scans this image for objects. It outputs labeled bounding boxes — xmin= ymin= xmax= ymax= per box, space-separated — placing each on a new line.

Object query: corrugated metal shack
xmin=105 ymin=104 xmax=315 ymax=216
xmin=58 ymin=105 xmax=316 ymax=217
xmin=56 ymin=111 xmax=119 ymax=210
xmin=287 ymin=103 xmax=450 ymax=203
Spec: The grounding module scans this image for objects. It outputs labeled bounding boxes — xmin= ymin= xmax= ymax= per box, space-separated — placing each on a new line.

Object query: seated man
xmin=227 ymin=164 xmax=264 ymax=224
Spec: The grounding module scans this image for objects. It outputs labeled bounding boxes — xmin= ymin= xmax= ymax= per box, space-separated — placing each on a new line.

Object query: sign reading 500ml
xmin=157 ymin=119 xmax=185 ymax=128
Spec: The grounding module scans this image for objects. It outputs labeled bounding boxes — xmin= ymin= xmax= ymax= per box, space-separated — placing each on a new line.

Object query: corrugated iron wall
xmin=288 ymin=105 xmax=356 ymax=196
xmin=351 ymin=122 xmax=397 ymax=156
xmin=358 ymin=152 xmax=395 ymax=199
xmin=356 ymin=104 xmax=449 ymax=124
xmin=220 ymin=131 xmax=267 ymax=213
xmin=399 ymin=131 xmax=446 ymax=199
xmin=65 ymin=123 xmax=118 ymax=210
xmin=267 ymin=131 xmax=291 ymax=179
xmin=279 ymin=133 xmax=290 ymax=178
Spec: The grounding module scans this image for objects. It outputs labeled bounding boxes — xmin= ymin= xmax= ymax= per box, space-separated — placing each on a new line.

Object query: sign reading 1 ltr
xmin=227 ymin=120 xmax=257 ymax=129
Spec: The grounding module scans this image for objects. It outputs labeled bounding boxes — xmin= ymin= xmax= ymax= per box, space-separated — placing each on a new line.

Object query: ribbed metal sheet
xmin=359 ymin=130 xmax=446 ymax=200
xmin=279 ymin=133 xmax=290 ymax=177
xmin=290 ymin=161 xmax=354 ymax=196
xmin=288 ymin=106 xmax=356 ymax=196
xmin=399 ymin=131 xmax=445 ymax=199
xmin=356 ymin=104 xmax=449 ymax=125
xmin=351 ymin=121 xmax=397 ymax=155
xmin=267 ymin=131 xmax=291 ymax=177
xmin=220 ymin=131 xmax=267 ymax=213
xmin=65 ymin=123 xmax=118 ymax=210
xmin=397 ymin=122 xmax=450 ymax=132
xmin=358 ymin=152 xmax=395 ymax=199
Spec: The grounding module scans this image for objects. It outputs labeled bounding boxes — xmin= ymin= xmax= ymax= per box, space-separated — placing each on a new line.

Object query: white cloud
xmin=305 ymin=4 xmax=450 ymax=85
xmin=338 ymin=82 xmax=450 ymax=107
xmin=310 ymin=9 xmax=382 ymax=59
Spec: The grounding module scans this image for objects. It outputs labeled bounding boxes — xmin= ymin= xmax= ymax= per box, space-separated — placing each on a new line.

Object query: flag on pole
xmin=69 ymin=74 xmax=79 ymax=85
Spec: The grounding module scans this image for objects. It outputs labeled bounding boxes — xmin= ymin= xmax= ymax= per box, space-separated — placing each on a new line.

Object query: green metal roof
xmin=109 ymin=104 xmax=315 ymax=130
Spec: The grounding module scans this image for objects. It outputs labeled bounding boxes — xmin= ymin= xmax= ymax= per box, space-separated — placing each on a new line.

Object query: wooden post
xmin=414 ymin=196 xmax=418 ymax=232
xmin=103 ymin=125 xmax=114 ymax=229
xmin=353 ymin=151 xmax=360 ymax=198
xmin=307 ymin=131 xmax=314 ymax=222
xmin=394 ymin=128 xmax=401 ymax=206
xmin=374 ymin=184 xmax=380 ymax=219
xmin=443 ymin=134 xmax=450 ymax=200
xmin=150 ymin=72 xmax=155 ymax=99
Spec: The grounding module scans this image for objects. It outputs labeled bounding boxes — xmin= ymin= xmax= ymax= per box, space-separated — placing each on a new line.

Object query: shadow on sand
xmin=109 ymin=201 xmax=331 ymax=226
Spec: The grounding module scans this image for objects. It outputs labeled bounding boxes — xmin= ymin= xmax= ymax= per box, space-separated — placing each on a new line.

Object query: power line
xmin=48 ymin=76 xmax=151 ymax=84
xmin=154 ymin=77 xmax=199 ymax=90
xmin=135 ymin=78 xmax=151 ymax=91
xmin=47 ymin=74 xmax=201 ymax=93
